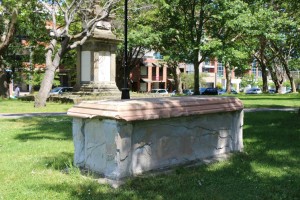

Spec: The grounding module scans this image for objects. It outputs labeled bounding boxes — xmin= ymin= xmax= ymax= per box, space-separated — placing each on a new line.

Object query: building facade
xmin=130 ymin=52 xmax=251 ymax=93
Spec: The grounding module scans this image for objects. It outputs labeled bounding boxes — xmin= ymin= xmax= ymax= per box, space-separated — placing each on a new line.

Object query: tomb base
xmin=68 ymin=96 xmax=244 ymax=181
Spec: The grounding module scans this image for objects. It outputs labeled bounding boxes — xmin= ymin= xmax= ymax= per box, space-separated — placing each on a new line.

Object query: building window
xmin=204 ymin=58 xmax=210 ymax=66
xmin=258 ymin=70 xmax=262 ymax=78
xmin=252 ymin=66 xmax=257 ymax=76
xmin=202 ymin=67 xmax=210 ymax=73
xmin=140 ymin=66 xmax=147 ymax=76
xmin=186 ymin=63 xmax=194 ymax=73
xmin=159 ymin=66 xmax=163 ymax=75
xmin=202 ymin=58 xmax=213 ymax=73
xmin=152 ymin=67 xmax=156 ymax=76
xmin=217 ymin=62 xmax=223 ymax=77
xmin=252 ymin=60 xmax=257 ymax=75
xmin=153 ymin=52 xmax=163 ymax=60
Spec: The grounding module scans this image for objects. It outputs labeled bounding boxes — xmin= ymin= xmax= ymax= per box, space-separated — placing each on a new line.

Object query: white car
xmin=150 ymin=89 xmax=168 ymax=94
xmin=246 ymin=88 xmax=262 ymax=94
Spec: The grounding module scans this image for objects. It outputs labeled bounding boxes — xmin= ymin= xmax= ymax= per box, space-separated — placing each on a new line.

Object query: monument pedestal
xmin=75 ymin=25 xmax=121 ymax=95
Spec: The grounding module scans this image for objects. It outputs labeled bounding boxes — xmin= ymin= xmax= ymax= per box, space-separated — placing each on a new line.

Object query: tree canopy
xmin=1 ymin=0 xmax=300 ymax=100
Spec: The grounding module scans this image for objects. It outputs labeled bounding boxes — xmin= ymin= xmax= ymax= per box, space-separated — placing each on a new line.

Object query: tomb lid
xmin=68 ymin=96 xmax=243 ymax=121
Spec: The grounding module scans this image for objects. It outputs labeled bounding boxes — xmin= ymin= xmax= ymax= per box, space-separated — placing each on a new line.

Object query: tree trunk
xmin=0 ymin=71 xmax=10 ymax=98
xmin=172 ymin=65 xmax=182 ymax=94
xmin=282 ymin=61 xmax=297 ymax=93
xmin=269 ymin=41 xmax=297 ymax=93
xmin=34 ymin=64 xmax=56 ymax=107
xmin=261 ymin=64 xmax=268 ymax=93
xmin=193 ymin=50 xmax=200 ymax=95
xmin=0 ymin=10 xmax=17 ymax=98
xmin=0 ymin=9 xmax=18 ymax=55
xmin=34 ymin=39 xmax=61 ymax=107
xmin=225 ymin=62 xmax=231 ymax=93
xmin=268 ymin=65 xmax=283 ymax=93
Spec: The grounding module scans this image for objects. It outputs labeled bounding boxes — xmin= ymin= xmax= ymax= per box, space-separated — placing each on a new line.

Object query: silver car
xmin=150 ymin=89 xmax=168 ymax=94
xmin=50 ymin=87 xmax=73 ymax=95
xmin=246 ymin=88 xmax=262 ymax=94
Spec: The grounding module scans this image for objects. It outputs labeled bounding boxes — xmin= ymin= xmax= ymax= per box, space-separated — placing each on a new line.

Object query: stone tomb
xmin=67 ymin=96 xmax=244 ymax=181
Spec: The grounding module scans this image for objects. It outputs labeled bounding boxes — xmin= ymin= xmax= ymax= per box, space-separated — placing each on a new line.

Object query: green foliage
xmin=1 ymin=0 xmax=48 ymax=82
xmin=181 ymin=73 xmax=194 ymax=89
xmin=283 ymin=81 xmax=291 ymax=88
xmin=215 ymin=82 xmax=223 ymax=89
xmin=268 ymin=82 xmax=275 ymax=88
xmin=241 ymin=74 xmax=257 ymax=88
xmin=24 ymin=70 xmax=59 ymax=89
xmin=206 ymin=0 xmax=251 ymax=71
xmin=181 ymin=73 xmax=207 ymax=89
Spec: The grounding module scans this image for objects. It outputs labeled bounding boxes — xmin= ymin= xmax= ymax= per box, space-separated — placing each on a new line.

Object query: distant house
xmin=129 ymin=52 xmax=262 ymax=93
xmin=129 ymin=51 xmax=186 ymax=92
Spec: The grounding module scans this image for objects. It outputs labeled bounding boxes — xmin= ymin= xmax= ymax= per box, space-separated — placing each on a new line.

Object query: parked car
xmin=50 ymin=87 xmax=73 ymax=95
xmin=218 ymin=89 xmax=238 ymax=95
xmin=246 ymin=88 xmax=262 ymax=94
xmin=183 ymin=89 xmax=194 ymax=95
xmin=285 ymin=88 xmax=292 ymax=93
xmin=202 ymin=88 xmax=218 ymax=95
xmin=269 ymin=89 xmax=276 ymax=93
xmin=171 ymin=89 xmax=194 ymax=96
xmin=150 ymin=89 xmax=169 ymax=94
xmin=199 ymin=88 xmax=207 ymax=94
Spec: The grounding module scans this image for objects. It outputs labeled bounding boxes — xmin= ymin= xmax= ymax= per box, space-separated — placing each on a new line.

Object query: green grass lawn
xmin=0 ymin=99 xmax=73 ymax=113
xmin=0 ymin=111 xmax=299 ymax=200
xmin=236 ymin=93 xmax=300 ymax=108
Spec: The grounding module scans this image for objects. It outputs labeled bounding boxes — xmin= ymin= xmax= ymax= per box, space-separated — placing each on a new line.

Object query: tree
xmin=115 ymin=0 xmax=159 ymax=90
xmin=150 ymin=0 xmax=221 ymax=95
xmin=34 ymin=0 xmax=119 ymax=107
xmin=239 ymin=0 xmax=300 ymax=93
xmin=0 ymin=2 xmax=18 ymax=98
xmin=1 ymin=0 xmax=50 ymax=97
xmin=181 ymin=72 xmax=207 ymax=89
xmin=267 ymin=1 xmax=300 ymax=93
xmin=206 ymin=0 xmax=250 ymax=93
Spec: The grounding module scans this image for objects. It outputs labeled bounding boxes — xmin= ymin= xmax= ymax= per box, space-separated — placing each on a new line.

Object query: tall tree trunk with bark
xmin=34 ymin=39 xmax=64 ymax=107
xmin=0 ymin=71 xmax=10 ymax=98
xmin=193 ymin=50 xmax=200 ymax=95
xmin=225 ymin=62 xmax=232 ymax=93
xmin=171 ymin=65 xmax=182 ymax=94
xmin=268 ymin=64 xmax=284 ymax=93
xmin=0 ymin=9 xmax=17 ymax=55
xmin=0 ymin=9 xmax=17 ymax=98
xmin=261 ymin=64 xmax=268 ymax=92
xmin=269 ymin=41 xmax=297 ymax=93
xmin=282 ymin=62 xmax=296 ymax=93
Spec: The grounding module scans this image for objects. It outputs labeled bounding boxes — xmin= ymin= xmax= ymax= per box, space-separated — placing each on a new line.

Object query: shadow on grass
xmin=35 ymin=111 xmax=300 ymax=200
xmin=13 ymin=116 xmax=73 ymax=141
xmin=41 ymin=152 xmax=74 ymax=170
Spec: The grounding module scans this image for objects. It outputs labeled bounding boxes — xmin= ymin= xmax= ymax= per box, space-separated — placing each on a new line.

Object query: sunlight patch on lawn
xmin=250 ymin=162 xmax=288 ymax=178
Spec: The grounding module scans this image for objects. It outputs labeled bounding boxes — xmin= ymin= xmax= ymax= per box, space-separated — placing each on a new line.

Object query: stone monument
xmin=68 ymin=96 xmax=244 ymax=185
xmin=75 ymin=14 xmax=120 ymax=94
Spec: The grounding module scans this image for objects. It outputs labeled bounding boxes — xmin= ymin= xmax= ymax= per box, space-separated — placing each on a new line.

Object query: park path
xmin=0 ymin=108 xmax=298 ymax=119
xmin=0 ymin=112 xmax=67 ymax=119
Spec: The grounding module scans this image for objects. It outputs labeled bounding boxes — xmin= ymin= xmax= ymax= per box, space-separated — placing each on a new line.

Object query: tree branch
xmin=0 ymin=9 xmax=18 ymax=54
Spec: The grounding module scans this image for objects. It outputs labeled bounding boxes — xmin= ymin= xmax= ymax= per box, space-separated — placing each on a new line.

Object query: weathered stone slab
xmin=68 ymin=96 xmax=244 ymax=181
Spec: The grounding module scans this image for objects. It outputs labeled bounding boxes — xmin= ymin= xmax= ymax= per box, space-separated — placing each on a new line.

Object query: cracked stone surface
xmin=72 ymin=110 xmax=243 ymax=180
